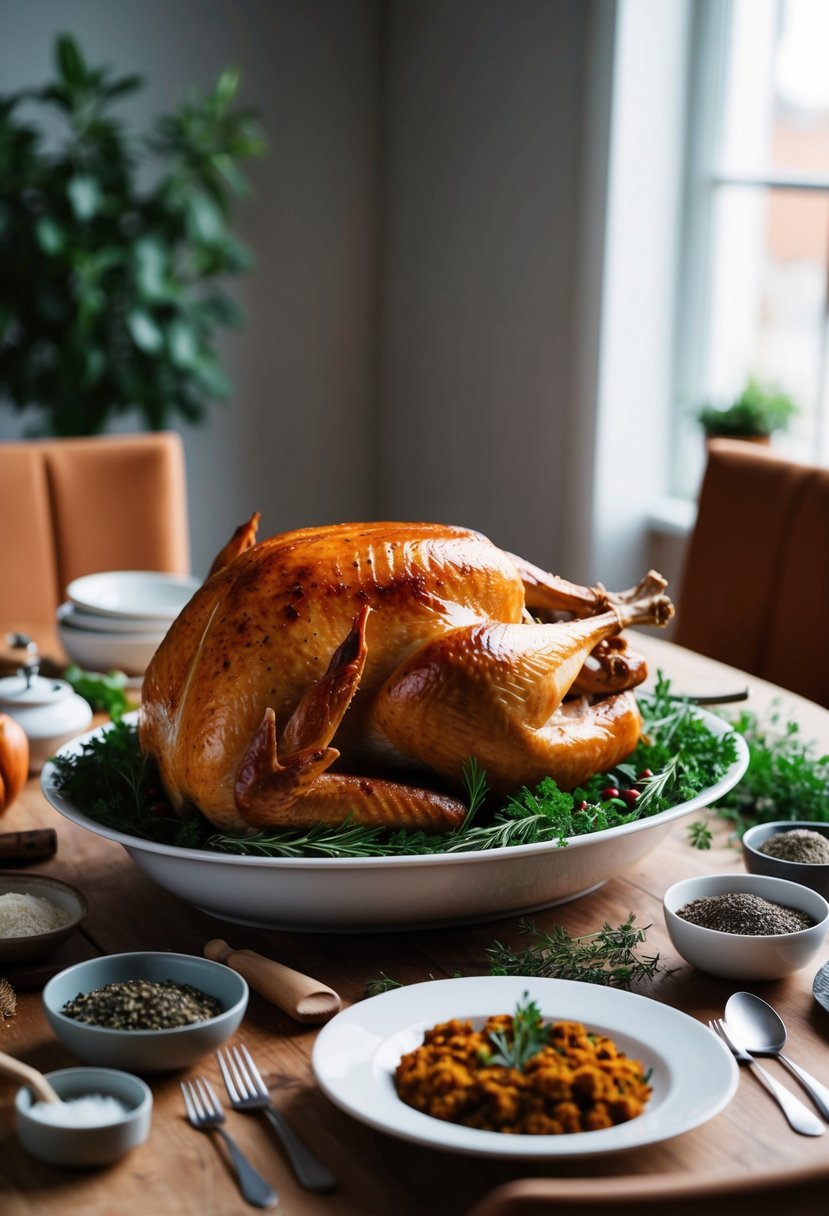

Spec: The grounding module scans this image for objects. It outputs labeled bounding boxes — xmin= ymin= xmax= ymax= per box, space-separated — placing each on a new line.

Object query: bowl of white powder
xmin=15 ymin=1066 xmax=152 ymax=1167
xmin=0 ymin=874 xmax=87 ymax=964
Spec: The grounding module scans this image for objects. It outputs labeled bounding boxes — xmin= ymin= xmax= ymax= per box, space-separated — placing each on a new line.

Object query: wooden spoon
xmin=0 ymin=1050 xmax=61 ymax=1103
xmin=204 ymin=939 xmax=341 ymax=1025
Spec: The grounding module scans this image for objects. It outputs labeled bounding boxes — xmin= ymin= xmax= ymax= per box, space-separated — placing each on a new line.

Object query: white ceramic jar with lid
xmin=0 ymin=673 xmax=92 ymax=773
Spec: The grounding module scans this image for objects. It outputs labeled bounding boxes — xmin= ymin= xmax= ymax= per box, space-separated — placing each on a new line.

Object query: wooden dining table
xmin=2 ymin=629 xmax=829 ymax=1216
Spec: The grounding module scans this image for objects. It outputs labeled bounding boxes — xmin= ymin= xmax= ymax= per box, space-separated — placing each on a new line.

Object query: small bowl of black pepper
xmin=742 ymin=820 xmax=829 ymax=900
xmin=663 ymin=872 xmax=829 ymax=980
xmin=42 ymin=952 xmax=248 ymax=1072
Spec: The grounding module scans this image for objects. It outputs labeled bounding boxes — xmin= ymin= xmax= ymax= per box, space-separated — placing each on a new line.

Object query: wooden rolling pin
xmin=204 ymin=940 xmax=341 ymax=1025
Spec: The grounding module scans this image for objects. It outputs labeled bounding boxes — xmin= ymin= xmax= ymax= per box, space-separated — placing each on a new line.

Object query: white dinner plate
xmin=311 ymin=976 xmax=738 ymax=1158
xmin=66 ymin=571 xmax=200 ymax=620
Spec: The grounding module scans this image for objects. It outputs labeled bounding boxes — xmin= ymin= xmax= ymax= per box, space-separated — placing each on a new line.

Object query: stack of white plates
xmin=57 ymin=571 xmax=201 ymax=676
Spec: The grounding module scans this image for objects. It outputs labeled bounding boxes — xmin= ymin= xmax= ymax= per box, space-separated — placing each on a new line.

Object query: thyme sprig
xmin=486 ymin=914 xmax=665 ymax=988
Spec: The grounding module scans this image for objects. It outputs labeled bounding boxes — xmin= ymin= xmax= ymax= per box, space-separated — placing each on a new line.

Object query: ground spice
xmin=759 ymin=829 xmax=829 ymax=865
xmin=61 ymin=979 xmax=222 ymax=1029
xmin=677 ymin=892 xmax=813 ymax=935
xmin=0 ymin=892 xmax=72 ymax=938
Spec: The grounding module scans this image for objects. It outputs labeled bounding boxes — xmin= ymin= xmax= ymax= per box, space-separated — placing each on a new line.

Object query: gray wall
xmin=1 ymin=0 xmax=593 ymax=580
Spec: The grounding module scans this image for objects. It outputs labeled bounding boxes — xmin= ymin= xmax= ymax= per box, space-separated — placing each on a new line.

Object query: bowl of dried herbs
xmin=42 ymin=952 xmax=248 ymax=1071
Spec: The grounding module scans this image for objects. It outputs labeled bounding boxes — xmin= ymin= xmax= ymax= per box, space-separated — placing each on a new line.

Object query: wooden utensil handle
xmin=0 ymin=829 xmax=57 ymax=863
xmin=0 ymin=1051 xmax=61 ymax=1104
xmin=204 ymin=939 xmax=341 ymax=1024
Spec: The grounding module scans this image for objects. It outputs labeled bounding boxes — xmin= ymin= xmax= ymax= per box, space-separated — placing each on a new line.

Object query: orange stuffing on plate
xmin=394 ymin=998 xmax=652 ymax=1135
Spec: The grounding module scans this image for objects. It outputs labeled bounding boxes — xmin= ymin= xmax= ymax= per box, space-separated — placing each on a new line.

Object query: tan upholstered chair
xmin=675 ymin=438 xmax=829 ymax=707
xmin=0 ymin=432 xmax=190 ymax=629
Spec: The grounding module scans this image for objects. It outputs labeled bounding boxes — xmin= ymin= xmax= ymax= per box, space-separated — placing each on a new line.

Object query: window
xmin=673 ymin=0 xmax=829 ymax=499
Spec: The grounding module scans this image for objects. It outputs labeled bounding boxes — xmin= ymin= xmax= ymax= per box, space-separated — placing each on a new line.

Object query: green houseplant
xmin=695 ymin=377 xmax=798 ymax=442
xmin=0 ymin=34 xmax=265 ymax=436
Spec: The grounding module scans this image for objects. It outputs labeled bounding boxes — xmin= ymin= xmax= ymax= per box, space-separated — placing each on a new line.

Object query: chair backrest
xmin=0 ymin=432 xmax=190 ymax=628
xmin=675 ymin=438 xmax=829 ymax=706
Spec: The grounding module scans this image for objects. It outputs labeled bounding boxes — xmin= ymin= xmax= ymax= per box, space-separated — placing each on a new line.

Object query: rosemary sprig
xmin=486 ymin=914 xmax=665 ymax=988
xmin=485 ymin=993 xmax=548 ymax=1070
xmin=460 ymin=756 xmax=489 ymax=831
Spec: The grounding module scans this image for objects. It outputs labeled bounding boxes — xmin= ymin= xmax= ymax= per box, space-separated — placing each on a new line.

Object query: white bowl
xmin=41 ymin=709 xmax=749 ymax=932
xmin=16 ymin=1067 xmax=151 ymax=1168
xmin=57 ymin=620 xmax=166 ymax=677
xmin=42 ymin=952 xmax=248 ymax=1072
xmin=663 ymin=872 xmax=829 ymax=980
xmin=58 ymin=601 xmax=175 ymax=636
xmin=0 ymin=874 xmax=87 ymax=965
xmin=66 ymin=571 xmax=199 ymax=620
xmin=742 ymin=821 xmax=829 ymax=901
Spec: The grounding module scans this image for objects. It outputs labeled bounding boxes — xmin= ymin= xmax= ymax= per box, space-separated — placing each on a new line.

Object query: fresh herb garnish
xmin=50 ymin=675 xmax=740 ymax=859
xmin=713 ymin=706 xmax=829 ymax=834
xmin=486 ymin=914 xmax=665 ymax=988
xmin=484 ymin=993 xmax=549 ymax=1070
xmin=63 ymin=664 xmax=133 ymax=722
xmin=50 ymin=719 xmax=209 ymax=849
xmin=460 ymin=756 xmax=489 ymax=831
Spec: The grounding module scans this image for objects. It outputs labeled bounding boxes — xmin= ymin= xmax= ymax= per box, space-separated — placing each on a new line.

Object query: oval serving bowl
xmin=41 ymin=710 xmax=748 ymax=933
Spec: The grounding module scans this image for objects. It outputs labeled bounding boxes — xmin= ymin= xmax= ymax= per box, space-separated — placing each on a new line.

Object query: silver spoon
xmin=725 ymin=991 xmax=829 ymax=1119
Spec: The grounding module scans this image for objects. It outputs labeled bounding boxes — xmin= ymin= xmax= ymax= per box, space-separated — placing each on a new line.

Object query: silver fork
xmin=217 ymin=1044 xmax=338 ymax=1193
xmin=181 ymin=1076 xmax=278 ymax=1208
xmin=708 ymin=1018 xmax=824 ymax=1136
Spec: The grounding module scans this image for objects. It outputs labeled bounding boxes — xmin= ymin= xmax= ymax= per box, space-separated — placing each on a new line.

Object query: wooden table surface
xmin=2 ymin=632 xmax=829 ymax=1216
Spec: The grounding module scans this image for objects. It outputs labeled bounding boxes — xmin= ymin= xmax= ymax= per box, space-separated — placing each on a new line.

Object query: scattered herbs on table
xmin=363 ymin=915 xmax=665 ymax=997
xmin=61 ymin=979 xmax=222 ymax=1029
xmin=486 ymin=913 xmax=666 ymax=988
xmin=676 ymin=893 xmax=813 ymax=936
xmin=49 ymin=673 xmax=739 ymax=860
xmin=686 ymin=703 xmax=829 ymax=849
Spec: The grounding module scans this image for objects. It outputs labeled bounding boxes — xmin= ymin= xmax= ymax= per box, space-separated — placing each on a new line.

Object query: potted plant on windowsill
xmin=695 ymin=377 xmax=798 ymax=447
xmin=0 ymin=34 xmax=265 ymax=437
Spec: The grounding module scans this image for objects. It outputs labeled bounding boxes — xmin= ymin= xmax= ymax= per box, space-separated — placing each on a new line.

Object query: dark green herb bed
xmin=49 ymin=676 xmax=753 ymax=859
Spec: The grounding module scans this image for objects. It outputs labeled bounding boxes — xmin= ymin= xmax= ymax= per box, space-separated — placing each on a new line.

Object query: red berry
xmin=575 ymin=800 xmax=588 ymax=811
xmin=622 ymin=789 xmax=641 ymax=806
xmin=637 ymin=769 xmax=653 ymax=781
xmin=149 ymin=800 xmax=172 ymax=817
xmin=600 ymin=786 xmax=620 ymax=800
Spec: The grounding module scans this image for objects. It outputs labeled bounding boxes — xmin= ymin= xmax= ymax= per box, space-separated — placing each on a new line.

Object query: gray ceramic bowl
xmin=0 ymin=874 xmax=87 ymax=965
xmin=742 ymin=821 xmax=829 ymax=900
xmin=42 ymin=951 xmax=248 ymax=1072
xmin=663 ymin=872 xmax=829 ymax=980
xmin=16 ymin=1066 xmax=152 ymax=1168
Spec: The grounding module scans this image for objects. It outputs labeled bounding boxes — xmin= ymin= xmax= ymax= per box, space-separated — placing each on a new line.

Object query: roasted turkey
xmin=139 ymin=519 xmax=674 ymax=834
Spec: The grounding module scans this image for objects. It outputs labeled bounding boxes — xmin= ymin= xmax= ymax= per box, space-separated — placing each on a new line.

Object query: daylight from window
xmin=677 ymin=0 xmax=829 ymax=496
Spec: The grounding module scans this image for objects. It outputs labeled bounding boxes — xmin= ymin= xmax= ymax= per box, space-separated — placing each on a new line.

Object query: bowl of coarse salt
xmin=15 ymin=1066 xmax=152 ymax=1167
xmin=0 ymin=874 xmax=87 ymax=965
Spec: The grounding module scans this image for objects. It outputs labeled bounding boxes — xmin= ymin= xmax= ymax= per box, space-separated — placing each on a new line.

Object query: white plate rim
xmin=40 ymin=708 xmax=748 ymax=872
xmin=65 ymin=571 xmax=200 ymax=619
xmin=311 ymin=975 xmax=739 ymax=1158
